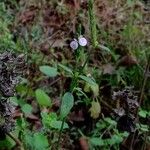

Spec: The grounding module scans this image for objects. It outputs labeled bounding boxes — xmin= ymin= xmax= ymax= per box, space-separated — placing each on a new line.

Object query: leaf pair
xmin=35 ymin=90 xmax=74 ymax=119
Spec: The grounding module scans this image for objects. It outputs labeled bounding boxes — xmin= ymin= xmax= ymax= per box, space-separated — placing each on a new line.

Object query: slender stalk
xmin=129 ymin=56 xmax=150 ymax=150
xmin=88 ymin=0 xmax=98 ymax=48
xmin=138 ymin=56 xmax=150 ymax=107
xmin=57 ymin=64 xmax=78 ymax=150
xmin=57 ymin=118 xmax=65 ymax=149
xmin=80 ymin=53 xmax=90 ymax=72
xmin=57 ymin=47 xmax=90 ymax=149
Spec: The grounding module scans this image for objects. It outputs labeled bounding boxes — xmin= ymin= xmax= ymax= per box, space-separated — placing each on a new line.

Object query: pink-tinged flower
xmin=70 ymin=39 xmax=78 ymax=50
xmin=78 ymin=36 xmax=87 ymax=46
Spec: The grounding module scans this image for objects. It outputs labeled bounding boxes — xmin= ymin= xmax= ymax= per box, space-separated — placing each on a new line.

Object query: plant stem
xmin=80 ymin=53 xmax=90 ymax=72
xmin=88 ymin=0 xmax=97 ymax=48
xmin=57 ymin=118 xmax=65 ymax=149
xmin=57 ymin=71 xmax=78 ymax=149
xmin=57 ymin=38 xmax=91 ymax=149
xmin=129 ymin=55 xmax=150 ymax=150
xmin=138 ymin=56 xmax=150 ymax=107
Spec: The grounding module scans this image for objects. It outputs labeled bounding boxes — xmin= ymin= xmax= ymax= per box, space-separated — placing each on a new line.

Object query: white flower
xmin=78 ymin=36 xmax=87 ymax=46
xmin=70 ymin=39 xmax=78 ymax=50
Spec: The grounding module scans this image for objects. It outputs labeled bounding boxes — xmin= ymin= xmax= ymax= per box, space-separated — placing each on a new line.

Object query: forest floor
xmin=0 ymin=0 xmax=150 ymax=150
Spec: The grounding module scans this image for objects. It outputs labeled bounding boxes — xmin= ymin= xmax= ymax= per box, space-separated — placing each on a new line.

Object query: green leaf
xmin=90 ymin=83 xmax=99 ymax=97
xmin=50 ymin=120 xmax=69 ymax=129
xmin=33 ymin=133 xmax=49 ymax=150
xmin=89 ymin=100 xmax=101 ymax=119
xmin=21 ymin=104 xmax=32 ymax=115
xmin=16 ymin=116 xmax=27 ymax=129
xmin=39 ymin=66 xmax=58 ymax=77
xmin=9 ymin=97 xmax=18 ymax=106
xmin=98 ymin=44 xmax=111 ymax=52
xmin=58 ymin=63 xmax=73 ymax=74
xmin=84 ymin=83 xmax=99 ymax=97
xmin=138 ymin=109 xmax=147 ymax=118
xmin=41 ymin=112 xmax=68 ymax=130
xmin=140 ymin=124 xmax=149 ymax=132
xmin=0 ymin=136 xmax=16 ymax=149
xmin=136 ymin=123 xmax=149 ymax=132
xmin=60 ymin=92 xmax=74 ymax=119
xmin=24 ymin=132 xmax=34 ymax=149
xmin=108 ymin=135 xmax=123 ymax=145
xmin=121 ymin=131 xmax=129 ymax=138
xmin=35 ymin=89 xmax=51 ymax=107
xmin=79 ymin=75 xmax=96 ymax=85
xmin=90 ymin=137 xmax=104 ymax=146
xmin=104 ymin=117 xmax=117 ymax=126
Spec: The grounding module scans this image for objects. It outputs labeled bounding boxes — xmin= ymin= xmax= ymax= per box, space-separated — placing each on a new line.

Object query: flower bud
xmin=78 ymin=36 xmax=87 ymax=46
xmin=70 ymin=39 xmax=78 ymax=50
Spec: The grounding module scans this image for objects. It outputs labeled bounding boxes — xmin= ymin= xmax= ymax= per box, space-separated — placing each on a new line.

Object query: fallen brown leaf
xmin=117 ymin=55 xmax=138 ymax=67
xmin=26 ymin=114 xmax=39 ymax=121
xmin=69 ymin=110 xmax=85 ymax=122
xmin=102 ymin=63 xmax=115 ymax=75
xmin=19 ymin=6 xmax=37 ymax=24
xmin=79 ymin=137 xmax=89 ymax=150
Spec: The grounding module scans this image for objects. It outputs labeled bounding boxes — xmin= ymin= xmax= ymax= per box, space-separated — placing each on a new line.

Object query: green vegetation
xmin=0 ymin=0 xmax=150 ymax=149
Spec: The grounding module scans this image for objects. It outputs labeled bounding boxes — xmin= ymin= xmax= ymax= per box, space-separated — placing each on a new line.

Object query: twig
xmin=100 ymin=99 xmax=116 ymax=114
xmin=88 ymin=0 xmax=98 ymax=48
xmin=129 ymin=56 xmax=150 ymax=150
xmin=49 ymin=77 xmax=61 ymax=86
xmin=138 ymin=56 xmax=150 ymax=107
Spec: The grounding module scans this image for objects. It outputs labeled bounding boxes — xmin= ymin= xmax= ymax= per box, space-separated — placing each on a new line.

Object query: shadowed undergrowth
xmin=0 ymin=0 xmax=150 ymax=150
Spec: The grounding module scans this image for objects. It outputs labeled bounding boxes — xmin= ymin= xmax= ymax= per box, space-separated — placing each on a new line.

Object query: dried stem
xmin=129 ymin=56 xmax=150 ymax=150
xmin=138 ymin=56 xmax=150 ymax=107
